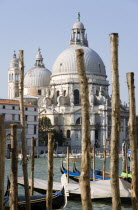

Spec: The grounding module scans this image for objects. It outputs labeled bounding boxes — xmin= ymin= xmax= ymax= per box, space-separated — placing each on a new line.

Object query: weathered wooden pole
xmin=30 ymin=137 xmax=35 ymax=196
xmin=127 ymin=72 xmax=138 ymax=209
xmin=122 ymin=142 xmax=126 ymax=172
xmin=10 ymin=124 xmax=18 ymax=210
xmin=0 ymin=115 xmax=5 ymax=210
xmin=46 ymin=133 xmax=54 ymax=210
xmin=110 ymin=33 xmax=121 ymax=210
xmin=125 ymin=143 xmax=128 ymax=178
xmin=19 ymin=50 xmax=31 ymax=210
xmin=103 ymin=138 xmax=107 ymax=180
xmin=67 ymin=146 xmax=69 ymax=183
xmin=76 ymin=49 xmax=92 ymax=210
xmin=93 ymin=145 xmax=95 ymax=181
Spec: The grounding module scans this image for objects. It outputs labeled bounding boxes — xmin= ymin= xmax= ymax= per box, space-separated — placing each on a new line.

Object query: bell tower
xmin=8 ymin=51 xmax=20 ymax=99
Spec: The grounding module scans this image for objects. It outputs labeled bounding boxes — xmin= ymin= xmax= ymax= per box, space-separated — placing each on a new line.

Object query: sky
xmin=0 ymin=0 xmax=138 ymax=112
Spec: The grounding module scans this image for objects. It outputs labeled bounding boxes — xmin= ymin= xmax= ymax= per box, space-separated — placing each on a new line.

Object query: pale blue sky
xmin=0 ymin=0 xmax=138 ymax=112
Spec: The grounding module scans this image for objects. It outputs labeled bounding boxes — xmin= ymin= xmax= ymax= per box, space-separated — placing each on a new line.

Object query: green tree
xmin=38 ymin=117 xmax=65 ymax=147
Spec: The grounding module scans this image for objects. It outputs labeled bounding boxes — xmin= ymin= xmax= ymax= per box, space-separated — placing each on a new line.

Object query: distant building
xmin=7 ymin=14 xmax=129 ymax=150
xmin=0 ymin=99 xmax=38 ymax=157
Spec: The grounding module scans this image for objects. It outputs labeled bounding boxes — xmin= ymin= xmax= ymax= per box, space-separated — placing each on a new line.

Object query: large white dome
xmin=24 ymin=67 xmax=51 ymax=88
xmin=52 ymin=46 xmax=106 ymax=76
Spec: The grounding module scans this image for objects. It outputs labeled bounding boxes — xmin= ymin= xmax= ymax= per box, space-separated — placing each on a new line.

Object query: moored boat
xmin=4 ymin=178 xmax=67 ymax=210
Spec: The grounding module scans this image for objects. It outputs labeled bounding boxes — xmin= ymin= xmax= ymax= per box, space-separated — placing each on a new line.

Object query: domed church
xmin=8 ymin=14 xmax=129 ymax=150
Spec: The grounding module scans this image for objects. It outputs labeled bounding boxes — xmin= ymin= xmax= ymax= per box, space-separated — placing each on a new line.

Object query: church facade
xmin=8 ymin=15 xmax=129 ymax=151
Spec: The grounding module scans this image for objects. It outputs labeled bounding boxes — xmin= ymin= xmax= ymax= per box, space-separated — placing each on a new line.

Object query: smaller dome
xmin=10 ymin=51 xmax=19 ymax=68
xmin=24 ymin=67 xmax=51 ymax=88
xmin=73 ymin=21 xmax=84 ymax=29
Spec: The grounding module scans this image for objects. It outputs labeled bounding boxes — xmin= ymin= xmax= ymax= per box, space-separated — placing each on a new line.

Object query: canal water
xmin=5 ymin=157 xmax=132 ymax=209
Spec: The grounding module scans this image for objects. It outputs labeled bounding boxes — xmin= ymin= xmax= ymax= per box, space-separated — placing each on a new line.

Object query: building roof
xmin=0 ymin=99 xmax=36 ymax=107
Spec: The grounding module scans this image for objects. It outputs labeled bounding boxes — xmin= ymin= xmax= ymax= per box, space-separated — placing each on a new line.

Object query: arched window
xmin=67 ymin=130 xmax=70 ymax=138
xmin=64 ymin=90 xmax=66 ymax=96
xmin=11 ymin=73 xmax=13 ymax=80
xmin=57 ymin=91 xmax=59 ymax=97
xmin=76 ymin=117 xmax=81 ymax=125
xmin=74 ymin=89 xmax=80 ymax=105
xmin=96 ymin=90 xmax=99 ymax=96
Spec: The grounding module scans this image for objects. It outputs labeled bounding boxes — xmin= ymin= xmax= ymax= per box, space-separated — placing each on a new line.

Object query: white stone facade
xmin=0 ymin=99 xmax=38 ymax=156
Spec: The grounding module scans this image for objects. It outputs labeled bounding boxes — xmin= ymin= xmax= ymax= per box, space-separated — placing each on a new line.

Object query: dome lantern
xmin=34 ymin=48 xmax=45 ymax=68
xmin=70 ymin=13 xmax=88 ymax=47
xmin=10 ymin=51 xmax=19 ymax=68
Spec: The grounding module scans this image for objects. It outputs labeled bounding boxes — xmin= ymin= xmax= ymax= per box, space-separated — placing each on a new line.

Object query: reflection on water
xmin=5 ymin=157 xmax=132 ymax=209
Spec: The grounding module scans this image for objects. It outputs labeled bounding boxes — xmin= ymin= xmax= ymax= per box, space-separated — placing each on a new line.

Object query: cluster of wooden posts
xmin=0 ymin=33 xmax=138 ymax=210
xmin=76 ymin=33 xmax=138 ymax=210
xmin=0 ymin=51 xmax=56 ymax=210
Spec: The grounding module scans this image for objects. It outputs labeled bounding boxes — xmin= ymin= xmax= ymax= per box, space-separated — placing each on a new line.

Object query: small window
xmin=2 ymin=114 xmax=5 ymax=119
xmin=12 ymin=106 xmax=15 ymax=110
xmin=18 ymin=115 xmax=20 ymax=121
xmin=19 ymin=106 xmax=20 ymax=110
xmin=34 ymin=125 xmax=37 ymax=134
xmin=12 ymin=114 xmax=15 ymax=120
xmin=74 ymin=89 xmax=80 ymax=105
xmin=25 ymin=107 xmax=28 ymax=111
xmin=3 ymin=105 xmax=5 ymax=109
xmin=67 ymin=130 xmax=70 ymax=138
xmin=76 ymin=117 xmax=81 ymax=125
xmin=99 ymin=63 xmax=101 ymax=72
xmin=34 ymin=116 xmax=37 ymax=121
xmin=38 ymin=89 xmax=41 ymax=95
xmin=34 ymin=107 xmax=37 ymax=111
xmin=25 ymin=115 xmax=28 ymax=121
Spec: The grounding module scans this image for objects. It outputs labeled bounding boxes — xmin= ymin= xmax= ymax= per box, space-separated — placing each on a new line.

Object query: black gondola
xmin=61 ymin=162 xmax=110 ymax=183
xmin=4 ymin=177 xmax=67 ymax=210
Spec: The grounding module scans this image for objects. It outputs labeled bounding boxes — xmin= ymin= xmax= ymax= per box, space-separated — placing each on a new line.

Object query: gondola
xmin=4 ymin=177 xmax=67 ymax=210
xmin=60 ymin=162 xmax=98 ymax=182
xmin=60 ymin=162 xmax=110 ymax=183
xmin=73 ymin=162 xmax=110 ymax=180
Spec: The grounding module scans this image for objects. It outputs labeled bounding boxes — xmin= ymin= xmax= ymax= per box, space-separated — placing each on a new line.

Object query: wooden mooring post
xmin=46 ymin=133 xmax=54 ymax=210
xmin=103 ymin=138 xmax=107 ymax=180
xmin=76 ymin=49 xmax=92 ymax=210
xmin=10 ymin=124 xmax=18 ymax=210
xmin=122 ymin=142 xmax=126 ymax=172
xmin=110 ymin=33 xmax=121 ymax=210
xmin=30 ymin=137 xmax=35 ymax=196
xmin=127 ymin=72 xmax=138 ymax=209
xmin=19 ymin=50 xmax=31 ymax=210
xmin=0 ymin=115 xmax=5 ymax=210
xmin=93 ymin=145 xmax=95 ymax=181
xmin=67 ymin=146 xmax=69 ymax=183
